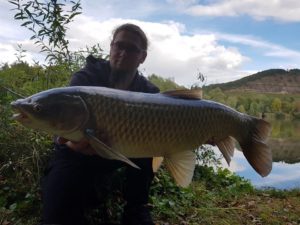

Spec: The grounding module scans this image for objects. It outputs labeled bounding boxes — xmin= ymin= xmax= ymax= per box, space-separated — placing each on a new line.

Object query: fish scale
xmin=84 ymin=92 xmax=236 ymax=156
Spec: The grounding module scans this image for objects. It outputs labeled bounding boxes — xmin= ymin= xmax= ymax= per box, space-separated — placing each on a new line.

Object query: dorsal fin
xmin=162 ymin=89 xmax=202 ymax=100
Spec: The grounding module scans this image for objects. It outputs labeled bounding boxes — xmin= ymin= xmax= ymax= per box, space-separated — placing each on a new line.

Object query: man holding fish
xmin=41 ymin=23 xmax=159 ymax=225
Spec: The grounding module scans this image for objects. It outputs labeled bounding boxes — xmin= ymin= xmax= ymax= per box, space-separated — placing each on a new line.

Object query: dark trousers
xmin=41 ymin=144 xmax=154 ymax=225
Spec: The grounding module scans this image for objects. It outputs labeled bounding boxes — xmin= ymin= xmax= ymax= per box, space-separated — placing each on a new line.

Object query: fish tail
xmin=240 ymin=118 xmax=272 ymax=177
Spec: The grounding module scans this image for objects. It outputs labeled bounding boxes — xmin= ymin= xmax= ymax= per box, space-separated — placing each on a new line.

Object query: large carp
xmin=11 ymin=86 xmax=272 ymax=187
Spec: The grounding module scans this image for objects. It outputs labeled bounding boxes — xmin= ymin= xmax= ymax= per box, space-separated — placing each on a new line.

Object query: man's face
xmin=109 ymin=30 xmax=147 ymax=73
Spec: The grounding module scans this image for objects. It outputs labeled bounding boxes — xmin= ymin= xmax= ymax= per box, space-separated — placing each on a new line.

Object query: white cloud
xmin=0 ymin=43 xmax=17 ymax=65
xmin=0 ymin=42 xmax=35 ymax=65
xmin=184 ymin=0 xmax=300 ymax=22
xmin=222 ymin=157 xmax=247 ymax=173
xmin=0 ymin=1 xmax=32 ymax=41
xmin=218 ymin=149 xmax=247 ymax=173
xmin=80 ymin=0 xmax=161 ymax=20
xmin=215 ymin=33 xmax=300 ymax=59
xmin=66 ymin=16 xmax=247 ymax=86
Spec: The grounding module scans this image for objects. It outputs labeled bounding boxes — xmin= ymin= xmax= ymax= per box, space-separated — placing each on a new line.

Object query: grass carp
xmin=11 ymin=86 xmax=272 ymax=187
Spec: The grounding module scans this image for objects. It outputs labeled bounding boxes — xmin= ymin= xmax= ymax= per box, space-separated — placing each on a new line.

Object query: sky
xmin=1 ymin=0 xmax=300 ymax=87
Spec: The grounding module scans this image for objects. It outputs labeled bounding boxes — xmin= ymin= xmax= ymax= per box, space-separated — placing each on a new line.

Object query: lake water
xmin=219 ymin=119 xmax=300 ymax=190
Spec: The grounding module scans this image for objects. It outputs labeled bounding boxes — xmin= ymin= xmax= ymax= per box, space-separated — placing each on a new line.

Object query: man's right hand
xmin=56 ymin=136 xmax=97 ymax=155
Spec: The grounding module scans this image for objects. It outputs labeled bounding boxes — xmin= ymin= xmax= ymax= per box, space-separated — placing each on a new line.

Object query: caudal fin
xmin=240 ymin=118 xmax=272 ymax=177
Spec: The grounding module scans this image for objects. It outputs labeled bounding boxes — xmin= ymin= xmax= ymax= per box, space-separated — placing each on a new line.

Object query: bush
xmin=275 ymin=112 xmax=286 ymax=120
xmin=0 ymin=89 xmax=53 ymax=224
xmin=292 ymin=112 xmax=300 ymax=120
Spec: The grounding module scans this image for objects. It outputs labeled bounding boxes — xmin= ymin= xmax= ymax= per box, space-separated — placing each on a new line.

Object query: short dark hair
xmin=112 ymin=23 xmax=148 ymax=51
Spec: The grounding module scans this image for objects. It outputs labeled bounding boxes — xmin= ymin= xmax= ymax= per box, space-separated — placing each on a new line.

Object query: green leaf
xmin=21 ymin=21 xmax=33 ymax=27
xmin=14 ymin=12 xmax=22 ymax=17
xmin=23 ymin=3 xmax=31 ymax=12
xmin=68 ymin=12 xmax=81 ymax=21
xmin=14 ymin=12 xmax=27 ymax=20
xmin=24 ymin=8 xmax=32 ymax=17
xmin=9 ymin=202 xmax=17 ymax=210
xmin=8 ymin=0 xmax=19 ymax=7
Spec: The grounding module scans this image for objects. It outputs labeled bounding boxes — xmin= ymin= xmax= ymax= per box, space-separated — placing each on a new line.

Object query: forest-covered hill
xmin=205 ymin=69 xmax=300 ymax=94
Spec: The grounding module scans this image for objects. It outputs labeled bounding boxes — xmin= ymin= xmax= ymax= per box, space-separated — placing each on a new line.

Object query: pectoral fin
xmin=85 ymin=129 xmax=140 ymax=169
xmin=164 ymin=151 xmax=196 ymax=187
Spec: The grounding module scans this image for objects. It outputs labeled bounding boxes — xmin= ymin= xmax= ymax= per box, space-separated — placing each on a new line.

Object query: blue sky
xmin=1 ymin=0 xmax=300 ymax=86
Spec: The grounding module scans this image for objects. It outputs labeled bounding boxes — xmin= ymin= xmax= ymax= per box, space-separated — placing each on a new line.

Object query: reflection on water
xmin=270 ymin=119 xmax=300 ymax=140
xmin=269 ymin=138 xmax=300 ymax=163
xmin=268 ymin=120 xmax=300 ymax=164
xmin=221 ymin=119 xmax=300 ymax=190
xmin=220 ymin=151 xmax=300 ymax=190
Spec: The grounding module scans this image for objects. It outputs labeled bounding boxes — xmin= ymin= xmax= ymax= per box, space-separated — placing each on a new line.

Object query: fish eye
xmin=33 ymin=104 xmax=42 ymax=112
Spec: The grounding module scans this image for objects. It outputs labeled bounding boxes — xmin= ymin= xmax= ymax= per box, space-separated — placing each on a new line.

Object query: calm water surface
xmin=219 ymin=119 xmax=300 ymax=190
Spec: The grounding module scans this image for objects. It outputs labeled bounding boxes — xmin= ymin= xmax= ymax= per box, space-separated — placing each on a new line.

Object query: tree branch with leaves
xmin=9 ymin=0 xmax=82 ymax=65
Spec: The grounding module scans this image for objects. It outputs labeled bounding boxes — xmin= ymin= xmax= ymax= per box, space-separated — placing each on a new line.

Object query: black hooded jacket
xmin=70 ymin=55 xmax=160 ymax=94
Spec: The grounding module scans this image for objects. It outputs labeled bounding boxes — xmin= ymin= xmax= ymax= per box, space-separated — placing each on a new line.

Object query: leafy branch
xmin=9 ymin=0 xmax=82 ymax=65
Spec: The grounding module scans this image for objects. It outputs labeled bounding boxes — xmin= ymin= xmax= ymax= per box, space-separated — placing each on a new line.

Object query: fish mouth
xmin=12 ymin=111 xmax=28 ymax=121
xmin=11 ymin=103 xmax=29 ymax=122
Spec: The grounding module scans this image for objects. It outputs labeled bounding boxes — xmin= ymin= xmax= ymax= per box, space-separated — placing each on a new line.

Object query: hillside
xmin=205 ymin=69 xmax=300 ymax=94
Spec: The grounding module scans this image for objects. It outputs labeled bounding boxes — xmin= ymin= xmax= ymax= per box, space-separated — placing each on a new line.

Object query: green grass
xmin=151 ymin=168 xmax=300 ymax=225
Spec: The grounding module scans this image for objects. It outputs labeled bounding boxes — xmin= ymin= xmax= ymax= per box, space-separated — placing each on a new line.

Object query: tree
xmin=226 ymin=96 xmax=238 ymax=108
xmin=271 ymin=98 xmax=282 ymax=112
xmin=249 ymin=102 xmax=259 ymax=116
xmin=207 ymin=87 xmax=226 ymax=103
xmin=237 ymin=104 xmax=246 ymax=113
xmin=282 ymin=101 xmax=294 ymax=114
xmin=9 ymin=0 xmax=82 ymax=65
xmin=14 ymin=44 xmax=27 ymax=63
xmin=237 ymin=96 xmax=252 ymax=112
xmin=148 ymin=74 xmax=185 ymax=92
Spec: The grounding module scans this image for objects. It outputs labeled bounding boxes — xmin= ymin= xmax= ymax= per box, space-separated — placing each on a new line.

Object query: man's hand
xmin=56 ymin=137 xmax=97 ymax=155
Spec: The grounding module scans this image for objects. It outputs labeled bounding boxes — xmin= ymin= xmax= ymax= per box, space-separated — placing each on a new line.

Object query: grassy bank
xmin=152 ymin=182 xmax=300 ymax=225
xmin=1 ymin=162 xmax=300 ymax=225
xmin=150 ymin=166 xmax=300 ymax=225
